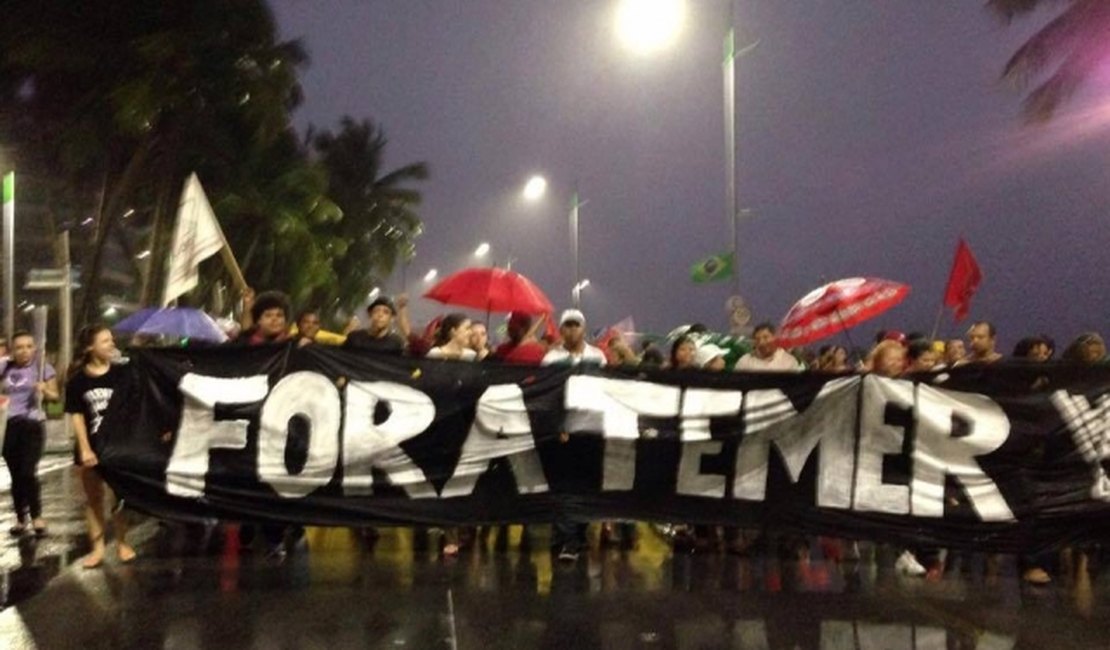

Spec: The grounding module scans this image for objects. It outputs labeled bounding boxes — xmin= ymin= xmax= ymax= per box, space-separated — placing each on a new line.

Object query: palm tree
xmin=989 ymin=0 xmax=1110 ymax=122
xmin=1 ymin=0 xmax=308 ymax=322
xmin=314 ymin=118 xmax=429 ymax=315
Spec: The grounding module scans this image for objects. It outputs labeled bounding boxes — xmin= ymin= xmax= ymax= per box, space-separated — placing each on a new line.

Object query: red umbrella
xmin=777 ymin=277 xmax=910 ymax=348
xmin=423 ymin=267 xmax=553 ymax=315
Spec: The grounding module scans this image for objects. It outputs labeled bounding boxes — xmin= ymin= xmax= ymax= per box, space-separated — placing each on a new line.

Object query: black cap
xmin=367 ymin=296 xmax=396 ymax=315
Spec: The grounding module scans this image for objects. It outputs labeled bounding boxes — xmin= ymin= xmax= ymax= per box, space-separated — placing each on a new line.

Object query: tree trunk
xmin=77 ymin=136 xmax=157 ymax=324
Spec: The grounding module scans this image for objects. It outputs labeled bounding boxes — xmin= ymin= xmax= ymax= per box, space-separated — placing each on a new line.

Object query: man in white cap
xmin=542 ymin=308 xmax=605 ymax=562
xmin=542 ymin=309 xmax=607 ymax=367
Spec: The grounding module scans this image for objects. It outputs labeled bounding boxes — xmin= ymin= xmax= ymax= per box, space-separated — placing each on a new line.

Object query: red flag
xmin=943 ymin=239 xmax=982 ymax=322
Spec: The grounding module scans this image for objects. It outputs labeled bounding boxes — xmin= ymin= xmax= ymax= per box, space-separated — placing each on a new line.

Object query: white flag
xmin=163 ymin=173 xmax=227 ymax=306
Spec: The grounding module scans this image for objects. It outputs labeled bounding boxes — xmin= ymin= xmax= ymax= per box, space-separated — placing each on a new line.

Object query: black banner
xmin=97 ymin=345 xmax=1110 ymax=552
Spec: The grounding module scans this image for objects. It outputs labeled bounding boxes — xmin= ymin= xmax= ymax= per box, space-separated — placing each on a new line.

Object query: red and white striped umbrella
xmin=777 ymin=277 xmax=910 ymax=348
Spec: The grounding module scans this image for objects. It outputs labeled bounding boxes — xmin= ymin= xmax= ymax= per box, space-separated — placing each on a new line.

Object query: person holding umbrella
xmin=2 ymin=331 xmax=59 ymax=536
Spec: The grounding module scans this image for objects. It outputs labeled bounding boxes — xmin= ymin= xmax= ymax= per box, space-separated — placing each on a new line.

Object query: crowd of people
xmin=1 ymin=288 xmax=1106 ymax=584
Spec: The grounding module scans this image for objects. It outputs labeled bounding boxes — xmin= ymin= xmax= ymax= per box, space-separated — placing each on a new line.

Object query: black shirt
xmin=343 ymin=329 xmax=406 ymax=355
xmin=64 ymin=364 xmax=124 ymax=437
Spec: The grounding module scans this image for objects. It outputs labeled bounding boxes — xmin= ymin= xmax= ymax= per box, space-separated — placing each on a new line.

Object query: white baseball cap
xmin=559 ymin=309 xmax=586 ymax=327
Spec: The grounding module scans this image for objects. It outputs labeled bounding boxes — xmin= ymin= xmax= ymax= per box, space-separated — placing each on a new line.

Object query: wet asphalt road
xmin=0 ymin=431 xmax=1109 ymax=649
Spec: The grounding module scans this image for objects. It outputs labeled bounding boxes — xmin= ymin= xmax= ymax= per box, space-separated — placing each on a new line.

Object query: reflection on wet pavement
xmin=2 ymin=518 xmax=1110 ymax=649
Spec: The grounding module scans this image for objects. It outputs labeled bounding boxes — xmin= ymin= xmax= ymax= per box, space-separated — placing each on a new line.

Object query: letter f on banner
xmin=166 ymin=374 xmax=270 ymax=498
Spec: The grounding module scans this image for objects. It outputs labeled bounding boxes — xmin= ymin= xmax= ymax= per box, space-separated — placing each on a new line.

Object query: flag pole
xmin=929 ymin=304 xmax=946 ymax=342
xmin=216 ymin=231 xmax=248 ymax=295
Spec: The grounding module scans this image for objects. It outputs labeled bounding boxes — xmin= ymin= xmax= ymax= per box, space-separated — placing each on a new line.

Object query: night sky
xmin=270 ymin=0 xmax=1110 ymax=350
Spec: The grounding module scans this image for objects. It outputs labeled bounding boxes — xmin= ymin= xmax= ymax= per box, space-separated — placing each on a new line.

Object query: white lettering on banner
xmin=440 ymin=384 xmax=549 ymax=497
xmin=913 ymin=384 xmax=1013 ymax=521
xmin=734 ymin=377 xmax=859 ymax=508
xmin=565 ymin=375 xmax=681 ymax=492
xmin=166 ymin=374 xmax=270 ymax=498
xmin=677 ymin=441 xmax=727 ymax=498
xmin=258 ymin=372 xmax=341 ymax=498
xmin=676 ymin=389 xmax=742 ymax=497
xmin=680 ymin=388 xmax=743 ymax=442
xmin=342 ymin=380 xmax=437 ymax=498
xmin=1051 ymin=390 xmax=1110 ymax=500
xmin=855 ymin=376 xmax=913 ymax=514
xmin=163 ymin=369 xmax=1019 ymax=520
xmin=853 ymin=377 xmax=1015 ymax=521
xmin=565 ymin=376 xmax=681 ymax=439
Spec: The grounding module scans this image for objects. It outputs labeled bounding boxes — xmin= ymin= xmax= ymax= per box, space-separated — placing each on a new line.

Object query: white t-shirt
xmin=426 ymin=347 xmax=477 ymax=361
xmin=542 ymin=344 xmax=607 ymax=366
xmin=734 ymin=347 xmax=802 ymax=372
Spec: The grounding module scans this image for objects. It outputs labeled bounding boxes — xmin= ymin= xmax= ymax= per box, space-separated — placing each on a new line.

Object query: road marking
xmin=446 ymin=588 xmax=459 ymax=650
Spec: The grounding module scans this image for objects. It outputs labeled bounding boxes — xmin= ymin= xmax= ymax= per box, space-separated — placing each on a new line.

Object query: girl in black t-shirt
xmin=64 ymin=324 xmax=135 ymax=568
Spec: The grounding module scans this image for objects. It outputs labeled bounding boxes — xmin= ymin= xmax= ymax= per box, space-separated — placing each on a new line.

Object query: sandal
xmin=9 ymin=523 xmax=27 ymax=537
xmin=32 ymin=519 xmax=47 ymax=537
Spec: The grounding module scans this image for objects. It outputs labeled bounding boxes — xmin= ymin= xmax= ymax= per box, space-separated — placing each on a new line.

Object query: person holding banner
xmin=65 ymin=324 xmax=135 ymax=568
xmin=2 ymin=331 xmax=59 ymax=536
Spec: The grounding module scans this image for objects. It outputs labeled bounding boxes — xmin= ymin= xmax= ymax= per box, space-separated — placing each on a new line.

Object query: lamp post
xmin=616 ymin=0 xmax=755 ymax=298
xmin=3 ymin=171 xmax=14 ymax=338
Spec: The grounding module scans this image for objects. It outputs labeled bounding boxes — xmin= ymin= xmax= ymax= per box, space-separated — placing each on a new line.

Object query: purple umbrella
xmin=113 ymin=307 xmax=228 ymax=343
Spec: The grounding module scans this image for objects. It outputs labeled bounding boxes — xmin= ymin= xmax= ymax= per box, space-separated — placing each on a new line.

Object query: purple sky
xmin=271 ymin=1 xmax=1110 ymax=350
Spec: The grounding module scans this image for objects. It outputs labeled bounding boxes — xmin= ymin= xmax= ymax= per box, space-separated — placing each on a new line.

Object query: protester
xmin=543 ymin=309 xmax=606 ymax=562
xmin=816 ymin=345 xmax=850 ymax=372
xmin=343 ymin=294 xmax=410 ymax=355
xmin=468 ymin=321 xmax=491 ymax=361
xmin=905 ymin=339 xmax=939 ymax=373
xmin=493 ymin=312 xmax=548 ymax=365
xmin=695 ymin=344 xmax=727 ymax=371
xmin=294 ymin=308 xmax=322 ymax=347
xmin=943 ymin=339 xmax=966 ymax=368
xmin=1013 ymin=336 xmax=1051 ymax=362
xmin=1062 ymin=332 xmax=1106 ymax=365
xmin=65 ymin=324 xmax=135 ymax=568
xmin=426 ymin=313 xmax=477 ymax=361
xmin=237 ymin=290 xmax=292 ymax=345
xmin=542 ymin=310 xmax=607 ymax=367
xmin=1012 ymin=334 xmax=1055 ymax=585
xmin=2 ymin=331 xmax=59 ymax=537
xmin=640 ymin=345 xmax=665 ymax=367
xmin=232 ymin=292 xmax=295 ymax=561
xmin=424 ymin=314 xmax=479 ymax=556
xmin=735 ymin=323 xmax=802 ymax=372
xmin=668 ymin=335 xmax=698 ymax=370
xmin=966 ymin=321 xmax=1003 ymax=364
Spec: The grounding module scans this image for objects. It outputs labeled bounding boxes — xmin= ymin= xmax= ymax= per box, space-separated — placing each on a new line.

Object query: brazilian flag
xmin=690 ymin=251 xmax=734 ymax=283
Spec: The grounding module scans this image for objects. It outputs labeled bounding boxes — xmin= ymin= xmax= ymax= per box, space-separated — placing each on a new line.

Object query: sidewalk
xmin=0 ymin=419 xmax=157 ymax=611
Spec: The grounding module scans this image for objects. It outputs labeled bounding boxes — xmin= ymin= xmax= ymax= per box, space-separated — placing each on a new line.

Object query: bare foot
xmin=117 ymin=542 xmax=137 ymax=563
xmin=82 ymin=548 xmax=105 ymax=569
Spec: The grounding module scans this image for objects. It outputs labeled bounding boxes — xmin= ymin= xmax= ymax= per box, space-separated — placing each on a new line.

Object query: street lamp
xmin=473 ymin=242 xmax=490 ymax=258
xmin=572 ymin=278 xmax=591 ymax=306
xmin=522 ymin=175 xmax=547 ymax=201
xmin=616 ymin=0 xmax=755 ymax=298
xmin=423 ymin=268 xmax=438 ymax=283
xmin=615 ymin=0 xmax=687 ymax=55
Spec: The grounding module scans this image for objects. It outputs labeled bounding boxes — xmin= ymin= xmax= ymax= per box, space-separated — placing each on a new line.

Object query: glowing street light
xmin=522 ymin=175 xmax=548 ymax=201
xmin=572 ymin=278 xmax=591 ymax=306
xmin=474 ymin=242 xmax=490 ymax=258
xmin=423 ymin=268 xmax=438 ymax=283
xmin=615 ymin=0 xmax=686 ymax=55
